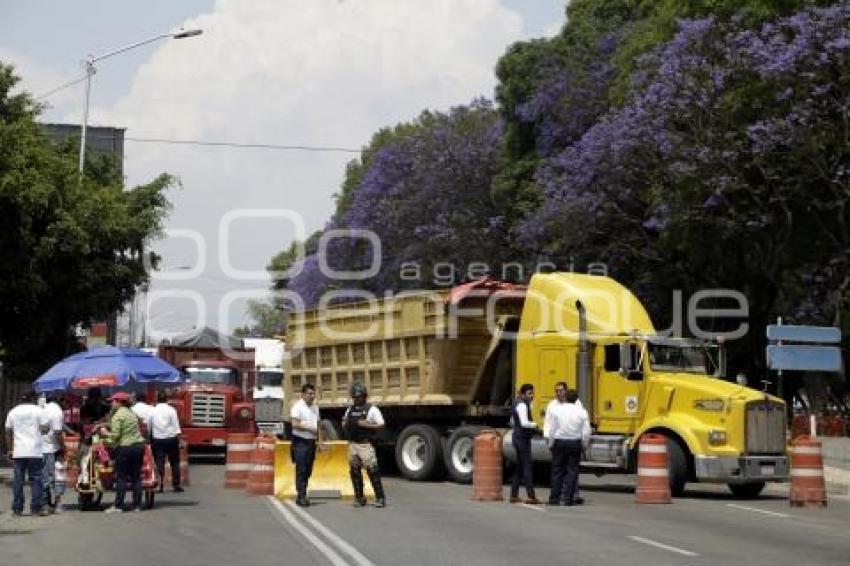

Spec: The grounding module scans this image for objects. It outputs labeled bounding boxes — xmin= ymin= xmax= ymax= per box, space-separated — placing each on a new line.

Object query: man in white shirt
xmin=290 ymin=383 xmax=320 ymax=507
xmin=151 ymin=391 xmax=183 ymax=492
xmin=342 ymin=383 xmax=386 ymax=508
xmin=544 ymin=384 xmax=591 ymax=506
xmin=510 ymin=383 xmax=540 ymax=504
xmin=41 ymin=395 xmax=65 ymax=512
xmin=131 ymin=393 xmax=155 ymax=435
xmin=5 ymin=392 xmax=50 ymax=517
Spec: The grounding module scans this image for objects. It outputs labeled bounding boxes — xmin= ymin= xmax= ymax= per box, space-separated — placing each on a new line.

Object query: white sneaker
xmin=104 ymin=506 xmax=123 ymax=514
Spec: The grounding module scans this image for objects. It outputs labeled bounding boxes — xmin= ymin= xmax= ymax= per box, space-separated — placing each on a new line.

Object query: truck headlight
xmin=708 ymin=429 xmax=727 ymax=446
xmin=239 ymin=408 xmax=252 ymax=419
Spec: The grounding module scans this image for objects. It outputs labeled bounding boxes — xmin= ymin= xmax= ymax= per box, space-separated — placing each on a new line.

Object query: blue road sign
xmin=766 ymin=325 xmax=841 ymax=344
xmin=766 ymin=345 xmax=842 ymax=372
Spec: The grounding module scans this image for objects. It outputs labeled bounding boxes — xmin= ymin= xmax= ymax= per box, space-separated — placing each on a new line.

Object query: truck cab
xmin=509 ymin=272 xmax=788 ymax=497
xmin=253 ymin=368 xmax=285 ymax=435
xmin=168 ymin=360 xmax=255 ymax=448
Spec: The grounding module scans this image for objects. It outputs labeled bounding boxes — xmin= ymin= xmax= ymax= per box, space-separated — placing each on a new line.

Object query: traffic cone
xmin=635 ymin=434 xmax=671 ymax=504
xmin=789 ymin=436 xmax=827 ymax=507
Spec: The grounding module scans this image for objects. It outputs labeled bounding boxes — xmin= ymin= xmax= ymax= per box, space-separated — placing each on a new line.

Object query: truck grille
xmin=746 ymin=401 xmax=786 ymax=454
xmin=254 ymin=398 xmax=283 ymax=422
xmin=191 ymin=393 xmax=226 ymax=427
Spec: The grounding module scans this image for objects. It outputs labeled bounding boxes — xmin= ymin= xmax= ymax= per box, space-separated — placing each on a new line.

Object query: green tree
xmin=232 ymin=298 xmax=286 ymax=338
xmin=0 ymin=62 xmax=176 ymax=381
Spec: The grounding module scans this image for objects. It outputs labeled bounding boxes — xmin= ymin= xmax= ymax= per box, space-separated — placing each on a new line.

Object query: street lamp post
xmin=77 ymin=28 xmax=202 ymax=175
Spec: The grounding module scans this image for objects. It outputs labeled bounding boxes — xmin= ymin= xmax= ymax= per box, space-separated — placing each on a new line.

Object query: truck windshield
xmin=257 ymin=371 xmax=282 ymax=388
xmin=184 ymin=367 xmax=238 ymax=385
xmin=648 ymin=342 xmax=719 ymax=374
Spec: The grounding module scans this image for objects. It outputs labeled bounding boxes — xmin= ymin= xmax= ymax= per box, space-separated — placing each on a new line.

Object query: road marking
xmin=726 ymin=503 xmax=789 ymax=518
xmin=284 ymin=500 xmax=376 ymax=566
xmin=266 ymin=497 xmax=350 ymax=566
xmin=520 ymin=503 xmax=545 ymax=512
xmin=628 ymin=536 xmax=699 ymax=557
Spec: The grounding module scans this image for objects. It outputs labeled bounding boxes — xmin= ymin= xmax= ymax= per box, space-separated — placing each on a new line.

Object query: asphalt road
xmin=2 ymin=464 xmax=849 ymax=566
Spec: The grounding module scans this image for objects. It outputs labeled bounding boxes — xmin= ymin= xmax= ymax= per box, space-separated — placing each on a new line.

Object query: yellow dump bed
xmin=283 ymin=287 xmax=523 ymax=416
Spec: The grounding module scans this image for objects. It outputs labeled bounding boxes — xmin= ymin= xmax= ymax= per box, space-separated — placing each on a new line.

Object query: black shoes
xmin=173 ymin=486 xmax=184 ymax=493
xmin=353 ymin=497 xmax=368 ymax=507
xmin=295 ymin=498 xmax=311 ymax=507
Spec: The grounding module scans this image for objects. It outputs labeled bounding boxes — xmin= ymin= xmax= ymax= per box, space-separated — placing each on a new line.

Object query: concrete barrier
xmin=274 ymin=440 xmax=373 ymax=500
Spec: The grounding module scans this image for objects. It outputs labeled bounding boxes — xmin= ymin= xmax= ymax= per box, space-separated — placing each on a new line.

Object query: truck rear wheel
xmin=395 ymin=424 xmax=443 ymax=481
xmin=319 ymin=419 xmax=341 ymax=441
xmin=728 ymin=482 xmax=765 ymax=499
xmin=445 ymin=426 xmax=483 ymax=484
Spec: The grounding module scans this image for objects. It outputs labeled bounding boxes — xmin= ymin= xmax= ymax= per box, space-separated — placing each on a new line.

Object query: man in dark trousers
xmin=342 ymin=383 xmax=386 ymax=508
xmin=151 ymin=391 xmax=183 ymax=492
xmin=510 ymin=383 xmax=541 ymax=504
xmin=290 ymin=383 xmax=320 ymax=507
xmin=545 ymin=388 xmax=590 ymax=506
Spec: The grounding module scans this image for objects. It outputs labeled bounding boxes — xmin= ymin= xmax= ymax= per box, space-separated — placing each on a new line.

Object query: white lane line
xmin=283 ymin=499 xmax=376 ymax=566
xmin=628 ymin=536 xmax=700 ymax=557
xmin=726 ymin=503 xmax=789 ymax=518
xmin=266 ymin=497 xmax=350 ymax=566
xmin=520 ymin=503 xmax=545 ymax=512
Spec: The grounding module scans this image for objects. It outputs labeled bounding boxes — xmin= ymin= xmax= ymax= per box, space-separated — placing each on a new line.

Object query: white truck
xmin=244 ymin=337 xmax=285 ymax=435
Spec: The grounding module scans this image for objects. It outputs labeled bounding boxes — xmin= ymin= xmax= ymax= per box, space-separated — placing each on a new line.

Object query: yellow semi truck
xmin=283 ymin=273 xmax=788 ymax=497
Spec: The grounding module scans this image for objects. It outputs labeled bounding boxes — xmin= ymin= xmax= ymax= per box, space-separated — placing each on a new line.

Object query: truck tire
xmin=395 ymin=424 xmax=443 ymax=481
xmin=728 ymin=482 xmax=765 ymax=499
xmin=666 ymin=437 xmax=688 ymax=497
xmin=319 ymin=419 xmax=341 ymax=441
xmin=445 ymin=425 xmax=483 ymax=484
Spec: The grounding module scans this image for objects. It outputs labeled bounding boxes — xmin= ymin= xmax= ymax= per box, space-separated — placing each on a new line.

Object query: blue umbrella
xmin=34 ymin=346 xmax=182 ymax=393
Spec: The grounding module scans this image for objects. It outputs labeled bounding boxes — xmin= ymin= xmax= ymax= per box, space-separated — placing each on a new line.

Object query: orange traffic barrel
xmin=246 ymin=434 xmax=276 ymax=496
xmin=472 ymin=430 xmax=503 ymax=501
xmin=789 ymin=435 xmax=827 ymax=507
xmin=225 ymin=433 xmax=256 ymax=489
xmin=635 ymin=434 xmax=671 ymax=504
xmin=164 ymin=439 xmax=191 ymax=487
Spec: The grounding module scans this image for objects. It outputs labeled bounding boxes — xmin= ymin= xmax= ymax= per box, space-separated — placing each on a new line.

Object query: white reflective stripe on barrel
xmin=225 ymin=463 xmax=254 ymax=471
xmin=227 ymin=444 xmax=255 ymax=452
xmin=792 ymin=446 xmax=821 ymax=455
xmin=251 ymin=465 xmax=274 ymax=472
xmin=637 ymin=468 xmax=669 ymax=477
xmin=639 ymin=444 xmax=667 ymax=453
xmin=790 ymin=468 xmax=823 ymax=477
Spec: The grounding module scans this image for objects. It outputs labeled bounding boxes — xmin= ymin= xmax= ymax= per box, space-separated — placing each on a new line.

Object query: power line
xmin=35 ymin=75 xmax=88 ymax=100
xmin=121 ymin=136 xmax=361 ymax=154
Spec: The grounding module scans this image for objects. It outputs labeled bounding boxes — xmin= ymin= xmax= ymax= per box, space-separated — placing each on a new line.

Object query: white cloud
xmin=0 ymin=47 xmax=80 ymax=114
xmin=89 ymin=0 xmax=525 ymax=333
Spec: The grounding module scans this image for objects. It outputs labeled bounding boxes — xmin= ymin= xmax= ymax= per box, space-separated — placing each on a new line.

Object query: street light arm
xmin=89 ymin=29 xmax=202 ymax=64
xmin=89 ymin=33 xmax=172 ymax=64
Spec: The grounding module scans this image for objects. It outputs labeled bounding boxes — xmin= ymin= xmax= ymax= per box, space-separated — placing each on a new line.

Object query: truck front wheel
xmin=728 ymin=482 xmax=765 ymax=499
xmin=395 ymin=424 xmax=444 ymax=481
xmin=666 ymin=438 xmax=688 ymax=497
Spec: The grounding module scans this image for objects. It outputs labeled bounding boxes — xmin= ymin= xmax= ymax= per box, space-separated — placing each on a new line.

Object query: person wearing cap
xmin=96 ymin=392 xmax=145 ymax=513
xmin=341 ymin=382 xmax=386 ymax=508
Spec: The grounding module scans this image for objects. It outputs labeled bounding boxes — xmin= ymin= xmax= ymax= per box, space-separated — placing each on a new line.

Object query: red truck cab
xmin=168 ymin=360 xmax=255 ymax=448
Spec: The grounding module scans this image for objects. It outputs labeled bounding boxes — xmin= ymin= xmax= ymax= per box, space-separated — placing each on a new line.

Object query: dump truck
xmin=159 ymin=327 xmax=256 ymax=449
xmin=283 ymin=273 xmax=788 ymax=496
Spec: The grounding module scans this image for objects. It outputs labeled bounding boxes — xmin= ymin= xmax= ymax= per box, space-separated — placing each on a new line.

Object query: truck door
xmin=593 ymin=344 xmax=644 ymax=434
xmin=537 ymin=346 xmax=577 ymax=422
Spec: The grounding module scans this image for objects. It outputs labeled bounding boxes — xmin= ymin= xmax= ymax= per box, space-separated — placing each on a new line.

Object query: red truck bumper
xmin=183 ymin=424 xmax=255 ymax=449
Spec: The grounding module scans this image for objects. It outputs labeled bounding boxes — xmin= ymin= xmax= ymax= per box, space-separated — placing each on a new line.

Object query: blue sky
xmin=0 ymin=1 xmax=569 ymax=336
